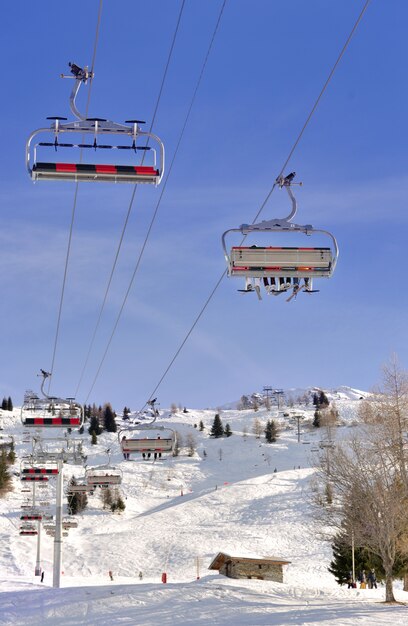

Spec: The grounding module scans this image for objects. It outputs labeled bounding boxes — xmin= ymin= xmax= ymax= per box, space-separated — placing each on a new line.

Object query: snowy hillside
xmin=1 ymin=399 xmax=408 ymax=625
xmin=219 ymin=385 xmax=369 ymax=411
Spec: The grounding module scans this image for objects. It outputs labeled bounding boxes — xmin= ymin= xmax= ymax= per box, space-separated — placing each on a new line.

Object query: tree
xmin=313 ymin=410 xmax=321 ymax=428
xmin=103 ymin=403 xmax=117 ymax=433
xmin=210 ymin=414 xmax=224 ymax=438
xmin=319 ymin=391 xmax=330 ymax=407
xmin=115 ymin=494 xmax=126 ymax=513
xmin=199 ymin=420 xmax=205 ymax=432
xmin=67 ymin=477 xmax=88 ymax=514
xmin=1 ymin=398 xmax=7 ymax=411
xmin=88 ymin=414 xmax=102 ymax=436
xmin=329 ymin=530 xmax=382 ymax=586
xmin=252 ymin=417 xmax=263 ymax=439
xmin=313 ymin=391 xmax=329 ymax=408
xmin=224 ymin=423 xmax=232 ymax=437
xmin=101 ymin=487 xmax=114 ymax=509
xmin=0 ymin=450 xmax=12 ymax=496
xmin=320 ymin=405 xmax=338 ymax=441
xmin=360 ymin=357 xmax=408 ymax=492
xmin=172 ymin=432 xmax=181 ymax=457
xmin=186 ymin=432 xmax=196 ymax=457
xmin=90 ymin=430 xmax=98 ymax=445
xmin=7 ymin=440 xmax=16 ymax=464
xmin=7 ymin=397 xmax=13 ymax=411
xmin=123 ymin=406 xmax=131 ymax=419
xmin=265 ymin=419 xmax=278 ymax=443
xmin=317 ymin=429 xmax=408 ymax=602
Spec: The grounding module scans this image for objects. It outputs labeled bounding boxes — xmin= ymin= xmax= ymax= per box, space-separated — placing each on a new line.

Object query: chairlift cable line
xmin=84 ymin=0 xmax=228 ymax=403
xmin=138 ymin=0 xmax=372 ymax=413
xmin=74 ymin=0 xmax=187 ymax=400
xmin=250 ymin=0 xmax=372 ymax=228
xmin=47 ymin=0 xmax=103 ymax=396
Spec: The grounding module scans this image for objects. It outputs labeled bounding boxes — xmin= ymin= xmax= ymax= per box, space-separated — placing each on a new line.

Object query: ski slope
xmin=1 ymin=398 xmax=407 ymax=625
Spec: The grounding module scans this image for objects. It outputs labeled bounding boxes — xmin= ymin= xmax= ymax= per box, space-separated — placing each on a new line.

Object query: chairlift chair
xmin=118 ymin=426 xmax=176 ymax=456
xmin=67 ymin=482 xmax=90 ymax=494
xmin=62 ymin=518 xmax=78 ymax=529
xmin=21 ymin=370 xmax=84 ymax=429
xmin=20 ymin=510 xmax=42 ymax=521
xmin=222 ymin=173 xmax=339 ymax=301
xmin=21 ymin=475 xmax=49 ymax=482
xmin=26 ymin=63 xmax=164 ymax=185
xmin=19 ymin=521 xmax=38 ymax=535
xmin=85 ymin=465 xmax=123 ymax=487
xmin=19 ymin=526 xmax=38 ymax=536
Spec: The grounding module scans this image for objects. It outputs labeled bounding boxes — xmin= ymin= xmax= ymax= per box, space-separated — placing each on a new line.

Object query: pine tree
xmin=91 ymin=430 xmax=97 ymax=445
xmin=1 ymin=398 xmax=7 ymax=411
xmin=328 ymin=531 xmax=387 ymax=585
xmin=265 ymin=419 xmax=278 ymax=443
xmin=103 ymin=403 xmax=117 ymax=433
xmin=123 ymin=406 xmax=131 ymax=419
xmin=7 ymin=397 xmax=13 ymax=411
xmin=199 ymin=420 xmax=205 ymax=431
xmin=115 ymin=495 xmax=126 ymax=513
xmin=319 ymin=391 xmax=330 ymax=407
xmin=88 ymin=414 xmax=102 ymax=436
xmin=313 ymin=410 xmax=321 ymax=428
xmin=224 ymin=423 xmax=232 ymax=437
xmin=210 ymin=414 xmax=224 ymax=438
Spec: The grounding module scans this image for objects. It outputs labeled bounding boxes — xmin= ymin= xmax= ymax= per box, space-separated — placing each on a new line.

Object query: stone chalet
xmin=208 ymin=552 xmax=291 ymax=582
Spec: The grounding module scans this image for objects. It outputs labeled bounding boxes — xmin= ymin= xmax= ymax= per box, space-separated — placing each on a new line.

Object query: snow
xmin=1 ymin=398 xmax=407 ymax=625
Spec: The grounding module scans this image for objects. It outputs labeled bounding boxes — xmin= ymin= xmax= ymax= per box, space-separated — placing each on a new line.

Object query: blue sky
xmin=1 ymin=0 xmax=407 ymax=411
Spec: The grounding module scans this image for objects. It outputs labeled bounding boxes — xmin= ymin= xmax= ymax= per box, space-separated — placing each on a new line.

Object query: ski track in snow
xmin=0 ymin=400 xmax=408 ymax=625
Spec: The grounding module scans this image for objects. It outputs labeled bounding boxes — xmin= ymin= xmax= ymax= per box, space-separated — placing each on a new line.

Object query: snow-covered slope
xmin=0 ymin=402 xmax=407 ymax=625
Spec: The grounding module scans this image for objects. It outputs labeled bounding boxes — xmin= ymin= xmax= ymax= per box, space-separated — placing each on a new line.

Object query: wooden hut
xmin=208 ymin=552 xmax=290 ymax=582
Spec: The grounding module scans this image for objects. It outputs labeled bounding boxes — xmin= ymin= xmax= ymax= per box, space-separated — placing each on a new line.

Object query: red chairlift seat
xmin=22 ymin=467 xmax=59 ymax=475
xmin=22 ymin=416 xmax=81 ymax=427
xmin=32 ymin=162 xmax=161 ymax=184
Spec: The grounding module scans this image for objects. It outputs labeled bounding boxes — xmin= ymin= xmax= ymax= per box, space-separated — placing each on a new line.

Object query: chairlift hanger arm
xmin=60 ymin=62 xmax=94 ymax=122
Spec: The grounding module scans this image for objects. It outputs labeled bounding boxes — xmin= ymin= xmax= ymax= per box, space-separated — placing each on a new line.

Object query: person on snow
xmin=368 ymin=569 xmax=377 ymax=589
